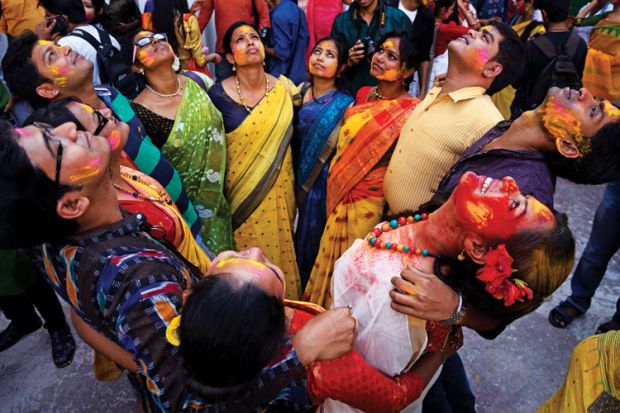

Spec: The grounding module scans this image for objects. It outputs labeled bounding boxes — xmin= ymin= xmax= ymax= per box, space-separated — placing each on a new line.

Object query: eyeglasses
xmin=132 ymin=33 xmax=167 ymax=63
xmin=93 ymin=109 xmax=109 ymax=136
xmin=33 ymin=122 xmax=63 ymax=190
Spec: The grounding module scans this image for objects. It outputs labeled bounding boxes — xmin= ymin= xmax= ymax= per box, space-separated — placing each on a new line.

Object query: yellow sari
xmin=302 ymin=94 xmax=419 ymax=307
xmin=537 ymin=331 xmax=620 ymax=413
xmin=583 ymin=17 xmax=620 ymax=103
xmin=225 ymin=78 xmax=301 ymax=299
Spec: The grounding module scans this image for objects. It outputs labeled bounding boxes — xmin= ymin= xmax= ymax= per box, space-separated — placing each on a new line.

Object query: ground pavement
xmin=1 ymin=179 xmax=619 ymax=413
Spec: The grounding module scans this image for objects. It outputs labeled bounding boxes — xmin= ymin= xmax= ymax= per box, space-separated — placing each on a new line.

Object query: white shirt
xmin=398 ymin=1 xmax=418 ymax=23
xmin=57 ymin=24 xmax=121 ymax=86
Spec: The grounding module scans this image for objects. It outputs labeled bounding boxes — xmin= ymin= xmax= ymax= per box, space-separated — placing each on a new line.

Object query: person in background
xmin=475 ymin=0 xmax=507 ymax=21
xmin=304 ymin=0 xmax=345 ymax=60
xmin=0 ymin=0 xmax=45 ymax=37
xmin=195 ymin=0 xmax=271 ymax=80
xmin=266 ymin=0 xmax=309 ymax=85
xmin=331 ymin=0 xmax=411 ymax=92
xmin=294 ymin=36 xmax=354 ymax=289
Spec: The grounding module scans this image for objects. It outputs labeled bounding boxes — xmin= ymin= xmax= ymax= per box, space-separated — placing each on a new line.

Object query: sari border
xmin=232 ymin=122 xmax=294 ymax=229
xmin=295 ymin=121 xmax=342 ymax=206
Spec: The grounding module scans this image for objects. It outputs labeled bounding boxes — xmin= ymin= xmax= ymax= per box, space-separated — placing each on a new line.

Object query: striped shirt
xmin=384 ymin=86 xmax=503 ymax=213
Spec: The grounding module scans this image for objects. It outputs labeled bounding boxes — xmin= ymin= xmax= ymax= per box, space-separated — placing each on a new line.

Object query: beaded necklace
xmin=114 ymin=171 xmax=173 ymax=205
xmin=366 ymin=213 xmax=440 ymax=258
xmin=235 ymin=74 xmax=270 ymax=113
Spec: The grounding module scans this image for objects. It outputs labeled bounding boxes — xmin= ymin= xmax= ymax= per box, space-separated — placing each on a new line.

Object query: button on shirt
xmin=384 ymin=86 xmax=503 ymax=213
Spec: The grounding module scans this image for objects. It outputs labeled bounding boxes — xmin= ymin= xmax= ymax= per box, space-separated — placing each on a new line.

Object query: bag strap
xmin=70 ymin=28 xmax=102 ymax=49
xmin=564 ymin=29 xmax=581 ymax=58
xmin=181 ymin=71 xmax=208 ymax=92
xmin=531 ymin=35 xmax=558 ymax=60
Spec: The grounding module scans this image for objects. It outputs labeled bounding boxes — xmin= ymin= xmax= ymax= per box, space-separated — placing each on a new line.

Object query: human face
xmin=370 ymin=37 xmax=404 ymax=82
xmin=31 ymin=40 xmax=92 ymax=88
xmin=133 ymin=31 xmax=173 ymax=68
xmin=14 ymin=122 xmax=111 ymax=187
xmin=449 ymin=27 xmax=503 ymax=72
xmin=83 ymin=0 xmax=96 ymax=21
xmin=229 ymin=25 xmax=265 ymax=66
xmin=207 ymin=248 xmax=285 ymax=300
xmin=537 ymin=88 xmax=620 ymax=153
xmin=67 ymin=102 xmax=129 ymax=154
xmin=308 ymin=40 xmax=339 ymax=79
xmin=451 ymin=172 xmax=555 ymax=240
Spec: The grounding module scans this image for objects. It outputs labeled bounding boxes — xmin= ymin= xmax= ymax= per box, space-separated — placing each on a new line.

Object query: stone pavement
xmin=1 ymin=179 xmax=619 ymax=413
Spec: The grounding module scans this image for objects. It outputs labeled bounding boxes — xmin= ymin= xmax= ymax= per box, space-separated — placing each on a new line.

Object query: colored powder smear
xmin=541 ymin=96 xmax=588 ymax=156
xmin=107 ymin=129 xmax=122 ymax=150
xmin=37 ymin=40 xmax=54 ymax=47
xmin=49 ymin=64 xmax=71 ymax=87
xmin=68 ymin=156 xmax=103 ymax=183
xmin=465 ymin=48 xmax=490 ymax=72
xmin=215 ymin=257 xmax=268 ymax=270
xmin=232 ymin=26 xmax=265 ymax=65
xmin=138 ymin=49 xmax=156 ymax=67
xmin=604 ymin=101 xmax=620 ymax=117
xmin=14 ymin=128 xmax=32 ymax=138
xmin=375 ymin=67 xmax=400 ymax=81
xmin=79 ymin=103 xmax=94 ymax=114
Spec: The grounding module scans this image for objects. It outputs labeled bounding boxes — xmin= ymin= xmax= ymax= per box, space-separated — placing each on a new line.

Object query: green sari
xmin=162 ymin=72 xmax=233 ymax=254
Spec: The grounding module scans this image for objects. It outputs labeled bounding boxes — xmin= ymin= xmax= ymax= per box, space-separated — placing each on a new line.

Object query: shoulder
xmin=387 ymin=6 xmax=410 ymax=23
xmin=355 ymin=86 xmax=373 ymax=103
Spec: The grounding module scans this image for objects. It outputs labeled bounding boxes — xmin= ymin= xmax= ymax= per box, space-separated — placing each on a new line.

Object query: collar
xmin=65 ymin=212 xmax=148 ymax=247
xmin=426 ymin=86 xmax=488 ymax=103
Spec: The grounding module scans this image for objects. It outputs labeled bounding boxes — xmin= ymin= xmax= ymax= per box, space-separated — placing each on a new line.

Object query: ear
xmin=56 ymin=193 xmax=90 ymax=221
xmin=555 ymin=137 xmax=580 ymax=158
xmin=463 ymin=233 xmax=489 ymax=265
xmin=225 ymin=52 xmax=235 ymax=66
xmin=401 ymin=65 xmax=415 ymax=80
xmin=35 ymin=82 xmax=61 ymax=100
xmin=482 ymin=61 xmax=503 ymax=79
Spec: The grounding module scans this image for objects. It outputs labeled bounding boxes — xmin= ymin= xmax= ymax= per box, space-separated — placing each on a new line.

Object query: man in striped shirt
xmin=384 ymin=21 xmax=525 ymax=213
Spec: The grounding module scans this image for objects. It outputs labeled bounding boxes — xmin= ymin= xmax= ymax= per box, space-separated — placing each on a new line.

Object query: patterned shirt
xmin=35 ymin=213 xmax=306 ymax=412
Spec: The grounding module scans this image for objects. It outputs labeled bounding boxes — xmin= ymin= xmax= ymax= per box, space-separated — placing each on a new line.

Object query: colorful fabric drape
xmin=161 ymin=72 xmax=233 ymax=254
xmin=537 ymin=331 xmax=620 ymax=413
xmin=583 ymin=17 xmax=620 ymax=103
xmin=491 ymin=19 xmax=546 ymax=119
xmin=225 ymin=77 xmax=301 ymax=299
xmin=302 ymin=93 xmax=419 ymax=307
xmin=118 ymin=166 xmax=211 ymax=275
xmin=294 ymin=90 xmax=354 ymax=286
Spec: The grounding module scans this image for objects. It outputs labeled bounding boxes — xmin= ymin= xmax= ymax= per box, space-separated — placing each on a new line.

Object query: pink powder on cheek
xmin=14 ymin=128 xmax=32 ymax=138
xmin=465 ymin=48 xmax=490 ymax=71
xmin=49 ymin=64 xmax=71 ymax=87
xmin=138 ymin=49 xmax=156 ymax=67
xmin=107 ymin=129 xmax=122 ymax=150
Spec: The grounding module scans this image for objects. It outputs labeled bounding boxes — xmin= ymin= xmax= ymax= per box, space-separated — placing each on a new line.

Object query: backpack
xmin=71 ymin=26 xmax=145 ymax=99
xmin=526 ymin=30 xmax=582 ymax=110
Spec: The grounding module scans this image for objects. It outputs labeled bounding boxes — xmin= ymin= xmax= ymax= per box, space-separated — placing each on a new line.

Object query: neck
xmin=74 ymin=178 xmax=124 ymax=234
xmin=400 ymin=0 xmax=419 ymax=11
xmin=491 ymin=111 xmax=555 ymax=152
xmin=358 ymin=0 xmax=378 ymax=18
xmin=442 ymin=60 xmax=488 ymax=93
xmin=145 ymin=66 xmax=179 ymax=94
xmin=66 ymin=80 xmax=104 ymax=110
xmin=312 ymin=76 xmax=336 ymax=97
xmin=377 ymin=80 xmax=406 ymax=99
xmin=236 ymin=64 xmax=267 ymax=90
xmin=547 ymin=21 xmax=570 ymax=32
xmin=110 ymin=154 xmax=123 ymax=186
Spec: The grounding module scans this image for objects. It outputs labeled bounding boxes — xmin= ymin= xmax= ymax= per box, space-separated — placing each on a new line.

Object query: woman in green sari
xmin=130 ymin=31 xmax=233 ymax=254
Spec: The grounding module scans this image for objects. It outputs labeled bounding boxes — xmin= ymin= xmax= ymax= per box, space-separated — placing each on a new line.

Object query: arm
xmin=256 ymin=0 xmax=272 ymax=29
xmin=418 ymin=61 xmax=430 ymax=98
xmin=196 ymin=0 xmax=214 ymax=32
xmin=186 ymin=15 xmax=207 ymax=67
xmin=576 ymin=0 xmax=606 ymax=19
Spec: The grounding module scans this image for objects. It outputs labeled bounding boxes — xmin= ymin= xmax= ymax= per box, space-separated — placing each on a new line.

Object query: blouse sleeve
xmin=306 ymin=350 xmax=424 ymax=413
xmin=184 ymin=14 xmax=207 ymax=67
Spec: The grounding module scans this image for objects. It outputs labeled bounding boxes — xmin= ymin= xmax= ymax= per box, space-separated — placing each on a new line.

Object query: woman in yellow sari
xmin=303 ymin=32 xmax=420 ymax=307
xmin=208 ymin=21 xmax=301 ymax=299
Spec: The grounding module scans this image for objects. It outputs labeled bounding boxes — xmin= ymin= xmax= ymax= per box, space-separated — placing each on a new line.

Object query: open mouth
xmin=480 ymin=176 xmax=493 ymax=194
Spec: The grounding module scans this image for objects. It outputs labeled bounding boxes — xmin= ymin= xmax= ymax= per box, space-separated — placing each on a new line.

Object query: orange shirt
xmin=0 ymin=0 xmax=45 ymax=37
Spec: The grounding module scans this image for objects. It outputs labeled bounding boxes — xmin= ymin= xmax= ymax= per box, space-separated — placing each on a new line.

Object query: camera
xmin=46 ymin=15 xmax=69 ymax=36
xmin=361 ymin=36 xmax=376 ymax=58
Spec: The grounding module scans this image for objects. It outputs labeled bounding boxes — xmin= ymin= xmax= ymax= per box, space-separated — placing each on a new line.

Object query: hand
xmin=433 ymin=73 xmax=447 ymax=88
xmin=292 ymin=307 xmax=356 ymax=366
xmin=347 ymin=40 xmax=366 ymax=67
xmin=389 ymin=265 xmax=459 ymax=321
xmin=205 ymin=52 xmax=222 ymax=64
xmin=35 ymin=19 xmax=56 ymax=41
xmin=190 ymin=0 xmax=206 ymax=12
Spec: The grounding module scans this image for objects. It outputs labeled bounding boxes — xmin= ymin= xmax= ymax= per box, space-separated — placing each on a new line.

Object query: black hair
xmin=379 ymin=30 xmax=423 ymax=71
xmin=534 ymin=0 xmax=570 ymax=22
xmin=222 ymin=21 xmax=256 ymax=56
xmin=308 ymin=35 xmax=351 ymax=92
xmin=39 ymin=0 xmax=87 ymax=24
xmin=0 ymin=120 xmax=79 ymax=248
xmin=433 ymin=0 xmax=456 ymax=18
xmin=179 ymin=274 xmax=286 ymax=387
xmin=24 ymin=97 xmax=86 ymax=130
xmin=487 ymin=21 xmax=526 ymax=95
xmin=2 ymin=32 xmax=51 ymax=108
xmin=150 ymin=0 xmax=189 ymax=51
xmin=545 ymin=119 xmax=620 ymax=184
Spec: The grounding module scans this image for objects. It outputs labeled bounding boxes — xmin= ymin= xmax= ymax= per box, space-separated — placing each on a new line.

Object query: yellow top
xmin=384 ymin=86 xmax=503 ymax=213
xmin=0 ymin=0 xmax=45 ymax=37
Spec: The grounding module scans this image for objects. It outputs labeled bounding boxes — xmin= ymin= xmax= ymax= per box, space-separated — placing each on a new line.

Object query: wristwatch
xmin=443 ymin=293 xmax=466 ymax=326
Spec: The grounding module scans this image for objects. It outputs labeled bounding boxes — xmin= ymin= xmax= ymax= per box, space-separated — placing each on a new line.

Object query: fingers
xmin=391 ymin=275 xmax=417 ymax=295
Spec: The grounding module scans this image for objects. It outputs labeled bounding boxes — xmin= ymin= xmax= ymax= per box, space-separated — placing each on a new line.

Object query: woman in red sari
xmin=302 ymin=31 xmax=421 ymax=307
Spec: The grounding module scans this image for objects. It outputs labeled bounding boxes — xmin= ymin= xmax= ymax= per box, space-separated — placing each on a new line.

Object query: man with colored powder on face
xmin=2 ymin=32 xmax=203 ymax=238
xmin=0 ymin=120 xmax=358 ymax=413
xmin=384 ymin=21 xmax=524 ymax=215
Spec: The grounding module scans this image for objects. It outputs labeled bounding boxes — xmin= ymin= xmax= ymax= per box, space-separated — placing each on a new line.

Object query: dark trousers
xmin=422 ymin=353 xmax=477 ymax=413
xmin=0 ymin=274 xmax=68 ymax=332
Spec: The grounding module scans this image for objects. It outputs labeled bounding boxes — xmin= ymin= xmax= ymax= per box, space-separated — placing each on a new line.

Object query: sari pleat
xmin=226 ymin=78 xmax=301 ymax=299
xmin=302 ymin=96 xmax=419 ymax=307
xmin=294 ymin=90 xmax=354 ymax=287
xmin=583 ymin=19 xmax=620 ymax=103
xmin=162 ymin=72 xmax=233 ymax=254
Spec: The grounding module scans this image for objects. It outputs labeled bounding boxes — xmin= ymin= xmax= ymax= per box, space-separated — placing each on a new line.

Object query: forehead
xmin=134 ymin=31 xmax=153 ymax=41
xmin=233 ymin=25 xmax=257 ymax=37
xmin=382 ymin=38 xmax=400 ymax=50
xmin=316 ymin=40 xmax=337 ymax=51
xmin=32 ymin=41 xmax=57 ymax=64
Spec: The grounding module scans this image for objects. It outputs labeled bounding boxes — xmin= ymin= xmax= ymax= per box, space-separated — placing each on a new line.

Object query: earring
xmin=138 ymin=68 xmax=145 ymax=75
xmin=457 ymin=249 xmax=466 ymax=261
xmin=232 ymin=64 xmax=237 ymax=72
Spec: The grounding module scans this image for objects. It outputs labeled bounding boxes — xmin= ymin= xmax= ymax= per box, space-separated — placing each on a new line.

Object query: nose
xmin=243 ymin=247 xmax=266 ymax=262
xmin=60 ymin=45 xmax=72 ymax=56
xmin=577 ymin=88 xmax=594 ymax=103
xmin=100 ymin=108 xmax=113 ymax=120
xmin=53 ymin=122 xmax=79 ymax=142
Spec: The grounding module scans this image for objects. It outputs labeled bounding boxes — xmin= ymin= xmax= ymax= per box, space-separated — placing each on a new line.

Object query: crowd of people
xmin=0 ymin=0 xmax=619 ymax=412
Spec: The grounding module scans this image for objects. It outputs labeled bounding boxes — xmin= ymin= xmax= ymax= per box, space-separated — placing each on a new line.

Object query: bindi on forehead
xmin=383 ymin=39 xmax=396 ymax=50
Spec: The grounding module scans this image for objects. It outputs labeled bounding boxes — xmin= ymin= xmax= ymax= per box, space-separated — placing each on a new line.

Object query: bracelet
xmin=443 ymin=293 xmax=463 ymax=326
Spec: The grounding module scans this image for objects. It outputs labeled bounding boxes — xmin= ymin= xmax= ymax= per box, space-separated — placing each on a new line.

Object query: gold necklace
xmin=235 ymin=74 xmax=270 ymax=113
xmin=114 ymin=172 xmax=173 ymax=205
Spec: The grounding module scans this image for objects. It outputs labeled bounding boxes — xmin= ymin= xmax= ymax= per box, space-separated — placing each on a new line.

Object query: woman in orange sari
xmin=303 ymin=31 xmax=421 ymax=307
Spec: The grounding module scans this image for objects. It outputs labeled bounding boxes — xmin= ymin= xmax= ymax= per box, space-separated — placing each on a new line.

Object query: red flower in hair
xmin=476 ymin=245 xmax=534 ymax=306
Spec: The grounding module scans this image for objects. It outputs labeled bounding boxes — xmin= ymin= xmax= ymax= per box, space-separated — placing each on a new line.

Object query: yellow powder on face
xmin=79 ymin=103 xmax=94 ymax=114
xmin=49 ymin=64 xmax=71 ymax=87
xmin=68 ymin=156 xmax=103 ymax=183
xmin=37 ymin=40 xmax=55 ymax=47
xmin=383 ymin=39 xmax=396 ymax=49
xmin=604 ymin=101 xmax=620 ymax=117
xmin=462 ymin=200 xmax=493 ymax=230
xmin=376 ymin=67 xmax=400 ymax=81
xmin=138 ymin=49 xmax=156 ymax=67
xmin=542 ymin=96 xmax=589 ymax=155
xmin=215 ymin=257 xmax=268 ymax=270
xmin=465 ymin=48 xmax=490 ymax=72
